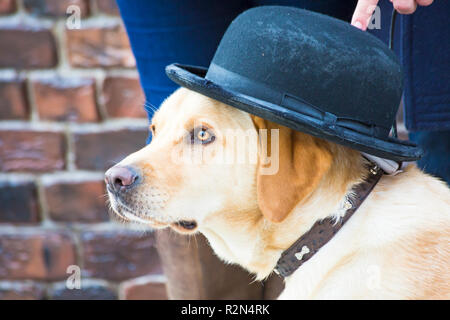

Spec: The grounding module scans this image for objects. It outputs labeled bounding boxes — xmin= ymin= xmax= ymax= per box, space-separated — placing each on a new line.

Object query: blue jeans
xmin=409 ymin=131 xmax=450 ymax=186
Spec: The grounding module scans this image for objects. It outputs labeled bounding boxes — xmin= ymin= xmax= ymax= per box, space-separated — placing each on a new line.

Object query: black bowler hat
xmin=166 ymin=6 xmax=423 ymax=161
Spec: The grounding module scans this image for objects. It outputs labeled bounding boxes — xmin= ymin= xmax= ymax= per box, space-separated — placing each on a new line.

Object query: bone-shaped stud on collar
xmin=294 ymin=246 xmax=310 ymax=261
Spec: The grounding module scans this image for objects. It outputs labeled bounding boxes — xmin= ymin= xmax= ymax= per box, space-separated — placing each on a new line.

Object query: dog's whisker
xmin=193 ymin=234 xmax=199 ymax=249
xmin=248 ymin=274 xmax=259 ymax=285
xmin=144 ymin=101 xmax=158 ymax=113
xmin=146 ymin=103 xmax=157 ymax=112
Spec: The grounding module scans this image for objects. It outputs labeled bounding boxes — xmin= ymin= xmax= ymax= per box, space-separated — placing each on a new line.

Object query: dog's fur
xmin=107 ymin=88 xmax=450 ymax=299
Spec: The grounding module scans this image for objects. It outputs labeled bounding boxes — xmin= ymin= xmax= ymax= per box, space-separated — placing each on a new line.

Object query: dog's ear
xmin=252 ymin=116 xmax=333 ymax=223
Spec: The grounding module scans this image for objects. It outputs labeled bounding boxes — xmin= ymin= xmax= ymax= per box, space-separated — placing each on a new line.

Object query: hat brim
xmin=166 ymin=63 xmax=423 ymax=162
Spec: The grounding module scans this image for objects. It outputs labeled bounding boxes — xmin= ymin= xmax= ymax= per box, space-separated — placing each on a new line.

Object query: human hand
xmin=351 ymin=0 xmax=434 ymax=30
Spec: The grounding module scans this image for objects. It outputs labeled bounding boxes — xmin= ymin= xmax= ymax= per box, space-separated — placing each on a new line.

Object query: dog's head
xmin=106 ymin=88 xmax=339 ymax=235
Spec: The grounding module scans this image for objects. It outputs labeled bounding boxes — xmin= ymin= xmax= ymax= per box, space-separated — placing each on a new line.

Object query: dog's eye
xmin=197 ymin=129 xmax=210 ymax=141
xmin=150 ymin=124 xmax=156 ymax=136
xmin=191 ymin=126 xmax=215 ymax=145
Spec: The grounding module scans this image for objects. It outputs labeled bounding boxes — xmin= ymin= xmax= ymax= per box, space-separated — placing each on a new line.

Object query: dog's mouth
xmin=107 ymin=191 xmax=198 ymax=233
xmin=109 ymin=196 xmax=198 ymax=233
xmin=116 ymin=207 xmax=170 ymax=228
xmin=171 ymin=220 xmax=198 ymax=233
xmin=108 ymin=196 xmax=168 ymax=228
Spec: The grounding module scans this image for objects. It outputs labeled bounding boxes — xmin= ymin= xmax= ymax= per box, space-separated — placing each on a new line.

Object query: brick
xmin=0 ymin=282 xmax=45 ymax=300
xmin=103 ymin=77 xmax=146 ymax=118
xmin=0 ymin=180 xmax=40 ymax=224
xmin=0 ymin=130 xmax=66 ymax=172
xmin=74 ymin=129 xmax=147 ymax=171
xmin=66 ymin=25 xmax=135 ymax=68
xmin=0 ymin=28 xmax=57 ymax=69
xmin=49 ymin=282 xmax=117 ymax=300
xmin=32 ymin=78 xmax=99 ymax=122
xmin=96 ymin=0 xmax=119 ymax=15
xmin=0 ymin=80 xmax=29 ymax=120
xmin=0 ymin=0 xmax=16 ymax=15
xmin=45 ymin=180 xmax=108 ymax=223
xmin=24 ymin=0 xmax=89 ymax=17
xmin=0 ymin=230 xmax=76 ymax=280
xmin=81 ymin=230 xmax=162 ymax=281
xmin=119 ymin=276 xmax=167 ymax=300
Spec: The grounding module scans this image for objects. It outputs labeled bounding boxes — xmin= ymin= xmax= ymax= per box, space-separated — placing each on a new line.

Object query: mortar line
xmin=35 ymin=176 xmax=50 ymax=224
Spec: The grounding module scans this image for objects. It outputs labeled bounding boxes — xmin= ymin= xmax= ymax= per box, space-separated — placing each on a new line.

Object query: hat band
xmin=205 ymin=63 xmax=390 ymax=138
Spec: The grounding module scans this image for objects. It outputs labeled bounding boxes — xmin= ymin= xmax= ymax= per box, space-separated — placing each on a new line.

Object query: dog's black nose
xmin=105 ymin=166 xmax=139 ymax=192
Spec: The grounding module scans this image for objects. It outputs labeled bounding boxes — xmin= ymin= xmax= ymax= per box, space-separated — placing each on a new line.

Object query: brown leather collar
xmin=274 ymin=164 xmax=383 ymax=277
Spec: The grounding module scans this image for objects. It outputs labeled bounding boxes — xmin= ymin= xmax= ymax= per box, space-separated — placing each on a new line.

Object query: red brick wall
xmin=0 ymin=0 xmax=167 ymax=300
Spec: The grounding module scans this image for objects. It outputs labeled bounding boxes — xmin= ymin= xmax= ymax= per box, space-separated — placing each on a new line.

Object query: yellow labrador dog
xmin=106 ymin=88 xmax=450 ymax=299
